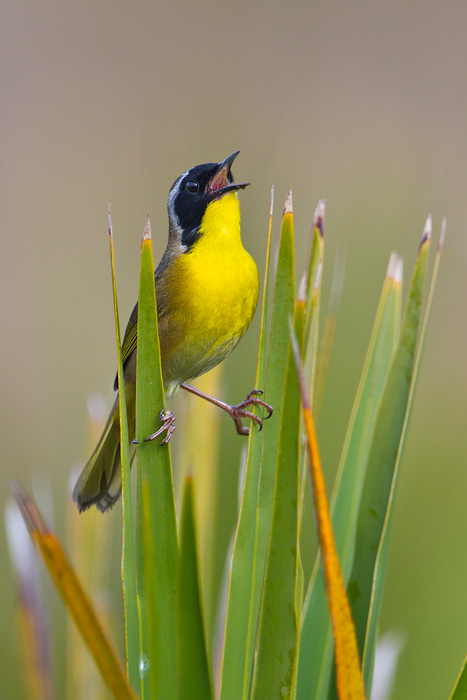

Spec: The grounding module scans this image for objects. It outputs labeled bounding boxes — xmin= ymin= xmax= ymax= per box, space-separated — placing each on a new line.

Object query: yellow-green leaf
xmin=176 ymin=476 xmax=213 ymax=700
xmin=11 ymin=483 xmax=137 ymax=700
xmin=297 ymin=251 xmax=402 ymax=700
xmin=220 ymin=188 xmax=276 ymax=700
xmin=291 ymin=350 xmax=366 ymax=700
xmin=251 ymin=293 xmax=304 ymax=700
xmin=347 ymin=218 xmax=432 ymax=690
xmin=136 ymin=217 xmax=178 ymax=700
xmin=109 ymin=209 xmax=139 ymax=690
xmin=361 ymin=219 xmax=444 ymax=689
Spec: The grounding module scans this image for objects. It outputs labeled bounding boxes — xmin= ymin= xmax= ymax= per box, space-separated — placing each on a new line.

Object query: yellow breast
xmin=159 ymin=192 xmax=259 ymax=394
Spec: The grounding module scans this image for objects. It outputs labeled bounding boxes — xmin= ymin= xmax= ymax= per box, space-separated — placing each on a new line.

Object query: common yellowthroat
xmin=73 ymin=151 xmax=272 ymax=512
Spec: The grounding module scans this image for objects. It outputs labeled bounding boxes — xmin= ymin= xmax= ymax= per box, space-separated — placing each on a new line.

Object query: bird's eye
xmin=185 ymin=180 xmax=199 ymax=193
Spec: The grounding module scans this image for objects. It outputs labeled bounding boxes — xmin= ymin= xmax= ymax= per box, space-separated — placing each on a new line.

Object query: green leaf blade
xmin=303 ymin=201 xmax=325 ymax=397
xmin=220 ymin=188 xmax=274 ymax=700
xmin=362 ymin=220 xmax=445 ymax=690
xmin=251 ymin=296 xmax=304 ymax=700
xmin=251 ymin=190 xmax=296 ymax=655
xmin=136 ymin=217 xmax=178 ymax=700
xmin=296 ymin=251 xmax=402 ymax=700
xmin=109 ymin=212 xmax=140 ymax=691
xmin=176 ymin=476 xmax=213 ymax=700
xmin=346 ymin=221 xmax=432 ymax=691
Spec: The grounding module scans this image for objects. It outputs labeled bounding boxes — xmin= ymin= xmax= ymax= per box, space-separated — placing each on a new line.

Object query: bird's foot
xmin=227 ymin=389 xmax=274 ymax=436
xmin=180 ymin=383 xmax=273 ymax=436
xmin=133 ymin=409 xmax=176 ymax=446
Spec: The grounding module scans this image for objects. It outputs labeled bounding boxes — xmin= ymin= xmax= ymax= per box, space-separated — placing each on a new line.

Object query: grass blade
xmin=250 ymin=189 xmax=296 ymax=668
xmin=292 ymin=342 xmax=366 ymax=700
xmin=220 ymin=187 xmax=274 ymax=700
xmin=175 ymin=366 xmax=223 ymax=651
xmin=297 ymin=251 xmax=402 ymax=700
xmin=11 ymin=483 xmax=137 ymax=700
xmin=135 ymin=216 xmax=178 ymax=700
xmin=296 ymin=204 xmax=325 ymax=627
xmin=361 ymin=218 xmax=445 ymax=688
xmin=176 ymin=476 xmax=214 ymax=700
xmin=109 ymin=210 xmax=140 ymax=691
xmin=251 ymin=293 xmax=304 ymax=700
xmin=347 ymin=217 xmax=432 ymax=690
xmin=66 ymin=398 xmax=115 ymax=700
xmin=303 ymin=200 xmax=325 ymax=398
xmin=313 ymin=249 xmax=345 ymax=423
xmin=5 ymin=500 xmax=53 ymax=700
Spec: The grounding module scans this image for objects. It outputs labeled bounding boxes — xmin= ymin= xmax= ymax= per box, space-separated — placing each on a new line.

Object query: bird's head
xmin=167 ymin=151 xmax=249 ymax=249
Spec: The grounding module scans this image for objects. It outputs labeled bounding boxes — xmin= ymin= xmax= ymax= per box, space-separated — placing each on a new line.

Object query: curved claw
xmin=228 ymin=389 xmax=274 ymax=436
xmin=235 ymin=390 xmax=274 ymax=416
xmin=248 ymin=390 xmax=274 ymax=419
xmin=251 ymin=399 xmax=273 ymax=418
xmin=133 ymin=409 xmax=176 ymax=446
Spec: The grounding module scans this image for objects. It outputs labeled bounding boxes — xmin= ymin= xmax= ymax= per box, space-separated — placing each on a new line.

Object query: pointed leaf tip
xmin=290 ymin=324 xmax=310 ymax=412
xmin=142 ymin=214 xmax=151 ymax=242
xmin=313 ymin=199 xmax=326 ymax=237
xmin=386 ymin=251 xmax=397 ymax=279
xmin=420 ymin=214 xmax=432 ymax=247
xmin=298 ymin=270 xmax=307 ymax=303
xmin=314 ymin=259 xmax=323 ymax=291
xmin=10 ymin=482 xmax=47 ymax=538
xmin=386 ymin=251 xmax=401 ymax=282
xmin=394 ymin=257 xmax=403 ymax=285
xmin=283 ymin=188 xmax=293 ymax=215
xmin=108 ymin=207 xmax=113 ymax=238
xmin=439 ymin=217 xmax=447 ymax=250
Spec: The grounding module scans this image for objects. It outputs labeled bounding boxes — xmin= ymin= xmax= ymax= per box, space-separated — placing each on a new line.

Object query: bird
xmin=73 ymin=151 xmax=272 ymax=513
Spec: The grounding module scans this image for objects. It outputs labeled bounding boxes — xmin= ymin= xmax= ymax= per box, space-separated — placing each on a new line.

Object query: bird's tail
xmin=72 ymin=396 xmax=135 ymax=512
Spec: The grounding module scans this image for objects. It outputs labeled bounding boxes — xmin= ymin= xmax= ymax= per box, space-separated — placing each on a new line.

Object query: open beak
xmin=208 ymin=151 xmax=250 ymax=199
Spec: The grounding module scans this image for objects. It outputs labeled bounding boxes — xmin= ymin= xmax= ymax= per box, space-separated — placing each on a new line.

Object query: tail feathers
xmin=73 ymin=400 xmax=129 ymax=513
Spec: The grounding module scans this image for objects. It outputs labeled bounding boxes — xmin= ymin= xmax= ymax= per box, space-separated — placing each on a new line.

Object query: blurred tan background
xmin=1 ymin=1 xmax=466 ymax=698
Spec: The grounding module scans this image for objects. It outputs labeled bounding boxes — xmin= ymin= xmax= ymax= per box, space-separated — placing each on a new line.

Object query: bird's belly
xmin=160 ymin=249 xmax=259 ymax=395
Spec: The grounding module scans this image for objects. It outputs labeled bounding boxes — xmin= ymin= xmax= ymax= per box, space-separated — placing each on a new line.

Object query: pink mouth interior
xmin=209 ymin=169 xmax=229 ymax=192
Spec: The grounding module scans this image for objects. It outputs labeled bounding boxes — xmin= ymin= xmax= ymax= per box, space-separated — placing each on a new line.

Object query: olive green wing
xmin=113 ymin=257 xmax=170 ymax=391
xmin=114 ymin=301 xmax=138 ymax=390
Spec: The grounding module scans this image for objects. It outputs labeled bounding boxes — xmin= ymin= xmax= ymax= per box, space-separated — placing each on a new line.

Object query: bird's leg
xmin=133 ymin=409 xmax=176 ymax=446
xmin=180 ymin=383 xmax=273 ymax=436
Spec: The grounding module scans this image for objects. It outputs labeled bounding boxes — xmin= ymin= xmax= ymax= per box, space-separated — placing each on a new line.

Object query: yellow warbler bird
xmin=73 ymin=151 xmax=272 ymax=512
